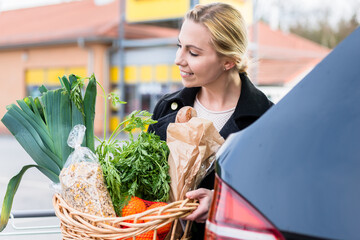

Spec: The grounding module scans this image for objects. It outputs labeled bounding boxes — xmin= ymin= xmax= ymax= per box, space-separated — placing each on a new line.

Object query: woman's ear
xmin=223 ymin=59 xmax=236 ymax=71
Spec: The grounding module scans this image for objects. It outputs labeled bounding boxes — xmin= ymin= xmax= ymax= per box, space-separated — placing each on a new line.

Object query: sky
xmin=0 ymin=0 xmax=359 ymax=29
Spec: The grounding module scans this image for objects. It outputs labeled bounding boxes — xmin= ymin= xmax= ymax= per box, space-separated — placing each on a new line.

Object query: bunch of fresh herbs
xmin=95 ymin=89 xmax=170 ymax=215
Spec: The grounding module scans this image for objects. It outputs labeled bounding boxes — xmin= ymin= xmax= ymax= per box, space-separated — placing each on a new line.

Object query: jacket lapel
xmin=150 ymin=111 xmax=177 ymax=141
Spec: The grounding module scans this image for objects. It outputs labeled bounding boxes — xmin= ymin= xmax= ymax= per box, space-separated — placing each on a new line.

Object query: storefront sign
xmin=126 ymin=0 xmax=190 ymax=22
xmin=126 ymin=0 xmax=252 ymax=24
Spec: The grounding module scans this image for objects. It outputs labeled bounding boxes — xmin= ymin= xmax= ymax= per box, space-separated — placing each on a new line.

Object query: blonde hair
xmin=185 ymin=3 xmax=249 ymax=73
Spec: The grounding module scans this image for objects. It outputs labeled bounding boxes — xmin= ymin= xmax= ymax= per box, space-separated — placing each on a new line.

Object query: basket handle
xmin=170 ymin=198 xmax=196 ymax=240
xmin=181 ymin=220 xmax=192 ymax=240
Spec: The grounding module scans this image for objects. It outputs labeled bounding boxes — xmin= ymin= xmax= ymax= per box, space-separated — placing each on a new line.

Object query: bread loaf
xmin=175 ymin=106 xmax=197 ymax=123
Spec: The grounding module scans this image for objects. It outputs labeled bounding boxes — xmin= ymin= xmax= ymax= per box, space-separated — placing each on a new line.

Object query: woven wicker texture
xmin=53 ymin=194 xmax=199 ymax=240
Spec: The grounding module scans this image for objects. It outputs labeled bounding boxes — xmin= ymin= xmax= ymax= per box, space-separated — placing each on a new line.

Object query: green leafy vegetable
xmin=0 ymin=165 xmax=58 ymax=231
xmin=83 ymin=75 xmax=97 ymax=152
xmin=116 ymin=132 xmax=170 ymax=200
xmin=0 ymin=74 xmax=98 ymax=232
xmin=95 ymin=89 xmax=170 ymax=215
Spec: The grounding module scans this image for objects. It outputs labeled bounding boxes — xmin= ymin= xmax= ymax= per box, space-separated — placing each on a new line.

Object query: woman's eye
xmin=177 ymin=43 xmax=198 ymax=56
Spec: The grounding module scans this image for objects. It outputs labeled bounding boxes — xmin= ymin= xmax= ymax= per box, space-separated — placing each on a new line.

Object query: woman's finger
xmin=182 ymin=188 xmax=214 ymax=222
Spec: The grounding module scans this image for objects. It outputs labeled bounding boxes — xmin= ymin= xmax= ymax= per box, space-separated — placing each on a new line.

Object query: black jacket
xmin=148 ymin=72 xmax=273 ymax=239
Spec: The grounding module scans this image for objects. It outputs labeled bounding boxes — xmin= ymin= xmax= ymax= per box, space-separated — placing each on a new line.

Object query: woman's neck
xmin=197 ymin=70 xmax=241 ymax=111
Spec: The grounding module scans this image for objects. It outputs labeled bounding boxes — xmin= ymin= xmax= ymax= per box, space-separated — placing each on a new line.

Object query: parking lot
xmin=0 ymin=135 xmax=61 ymax=239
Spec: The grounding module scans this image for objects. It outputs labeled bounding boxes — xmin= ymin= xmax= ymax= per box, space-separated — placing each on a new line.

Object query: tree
xmin=258 ymin=0 xmax=360 ymax=49
xmin=289 ymin=12 xmax=359 ymax=48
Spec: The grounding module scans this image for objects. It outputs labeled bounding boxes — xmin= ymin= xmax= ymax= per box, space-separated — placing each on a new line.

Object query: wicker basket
xmin=53 ymin=194 xmax=199 ymax=240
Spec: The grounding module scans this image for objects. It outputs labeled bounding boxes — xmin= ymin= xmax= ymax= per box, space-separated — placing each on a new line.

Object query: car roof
xmin=216 ymin=27 xmax=360 ymax=240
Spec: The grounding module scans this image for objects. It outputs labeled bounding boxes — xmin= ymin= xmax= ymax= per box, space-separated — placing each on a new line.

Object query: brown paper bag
xmin=166 ymin=117 xmax=224 ymax=239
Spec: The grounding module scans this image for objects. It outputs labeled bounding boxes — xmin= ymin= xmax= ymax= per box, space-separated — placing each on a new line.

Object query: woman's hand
xmin=182 ymin=188 xmax=214 ymax=223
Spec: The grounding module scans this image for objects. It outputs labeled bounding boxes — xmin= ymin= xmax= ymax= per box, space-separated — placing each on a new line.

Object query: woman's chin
xmin=182 ymin=79 xmax=198 ymax=88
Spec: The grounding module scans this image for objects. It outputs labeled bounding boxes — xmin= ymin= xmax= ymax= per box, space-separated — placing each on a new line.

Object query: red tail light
xmin=205 ymin=175 xmax=285 ymax=240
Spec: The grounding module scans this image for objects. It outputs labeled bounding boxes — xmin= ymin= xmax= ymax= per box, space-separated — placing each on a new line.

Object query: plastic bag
xmin=59 ymin=125 xmax=116 ymax=217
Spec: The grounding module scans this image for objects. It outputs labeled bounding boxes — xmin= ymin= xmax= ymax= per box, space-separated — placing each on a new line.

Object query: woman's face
xmin=175 ymin=19 xmax=226 ymax=88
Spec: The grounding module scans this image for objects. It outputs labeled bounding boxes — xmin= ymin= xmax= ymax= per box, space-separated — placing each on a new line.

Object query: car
xmin=205 ymin=27 xmax=360 ymax=240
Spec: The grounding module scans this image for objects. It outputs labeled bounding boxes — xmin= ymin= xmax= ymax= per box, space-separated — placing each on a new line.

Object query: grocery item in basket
xmin=166 ymin=107 xmax=225 ymax=239
xmin=144 ymin=202 xmax=172 ymax=235
xmin=122 ymin=197 xmax=147 ymax=223
xmin=175 ymin=106 xmax=197 ymax=123
xmin=59 ymin=124 xmax=116 ymax=217
xmin=124 ymin=230 xmax=159 ymax=240
xmin=167 ymin=107 xmax=225 ymax=202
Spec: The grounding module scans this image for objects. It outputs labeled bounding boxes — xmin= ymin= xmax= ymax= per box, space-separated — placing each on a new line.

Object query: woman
xmin=148 ymin=2 xmax=273 ymax=238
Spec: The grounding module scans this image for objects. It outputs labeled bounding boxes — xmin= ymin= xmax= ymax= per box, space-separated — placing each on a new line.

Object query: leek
xmin=0 ymin=74 xmax=97 ymax=231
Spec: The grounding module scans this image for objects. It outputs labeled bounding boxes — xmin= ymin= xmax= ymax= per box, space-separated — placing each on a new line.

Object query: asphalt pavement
xmin=0 ymin=135 xmax=62 ymax=239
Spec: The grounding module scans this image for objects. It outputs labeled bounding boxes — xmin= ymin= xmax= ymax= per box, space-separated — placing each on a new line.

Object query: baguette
xmin=175 ymin=106 xmax=197 ymax=123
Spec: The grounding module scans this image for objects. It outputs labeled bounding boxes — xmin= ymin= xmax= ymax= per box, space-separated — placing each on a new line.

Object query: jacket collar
xmin=234 ymin=73 xmax=271 ymax=119
xmin=162 ymin=86 xmax=200 ymax=107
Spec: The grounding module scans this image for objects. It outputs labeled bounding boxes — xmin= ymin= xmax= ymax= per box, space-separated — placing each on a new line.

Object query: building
xmin=0 ymin=0 xmax=180 ymax=134
xmin=249 ymin=22 xmax=330 ymax=102
xmin=0 ymin=0 xmax=330 ymax=134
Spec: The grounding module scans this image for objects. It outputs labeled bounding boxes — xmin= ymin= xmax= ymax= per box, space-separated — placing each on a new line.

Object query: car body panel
xmin=216 ymin=27 xmax=360 ymax=240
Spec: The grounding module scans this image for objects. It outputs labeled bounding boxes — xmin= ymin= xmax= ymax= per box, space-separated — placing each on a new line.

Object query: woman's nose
xmin=175 ymin=49 xmax=186 ymax=66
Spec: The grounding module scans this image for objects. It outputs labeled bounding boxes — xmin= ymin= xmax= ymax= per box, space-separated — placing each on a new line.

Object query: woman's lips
xmin=180 ymin=70 xmax=194 ymax=78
